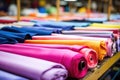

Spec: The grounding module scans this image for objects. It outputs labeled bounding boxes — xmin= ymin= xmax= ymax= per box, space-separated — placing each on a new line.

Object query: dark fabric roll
xmin=84 ymin=18 xmax=107 ymax=23
xmin=1 ymin=26 xmax=53 ymax=35
xmin=32 ymin=26 xmax=62 ymax=33
xmin=0 ymin=37 xmax=17 ymax=44
xmin=63 ymin=19 xmax=98 ymax=23
xmin=0 ymin=30 xmax=31 ymax=43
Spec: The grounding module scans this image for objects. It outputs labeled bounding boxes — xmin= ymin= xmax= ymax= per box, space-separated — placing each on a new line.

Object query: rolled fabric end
xmin=41 ymin=68 xmax=68 ymax=80
xmin=117 ymin=39 xmax=120 ymax=52
xmin=69 ymin=54 xmax=88 ymax=78
xmin=80 ymin=48 xmax=98 ymax=68
xmin=107 ymin=40 xmax=116 ymax=57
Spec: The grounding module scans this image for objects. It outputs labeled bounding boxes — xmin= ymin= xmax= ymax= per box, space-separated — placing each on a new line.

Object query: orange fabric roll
xmin=25 ymin=40 xmax=107 ymax=61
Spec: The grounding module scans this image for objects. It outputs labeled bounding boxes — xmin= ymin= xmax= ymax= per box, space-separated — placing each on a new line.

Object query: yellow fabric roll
xmin=90 ymin=23 xmax=120 ymax=28
xmin=25 ymin=40 xmax=107 ymax=61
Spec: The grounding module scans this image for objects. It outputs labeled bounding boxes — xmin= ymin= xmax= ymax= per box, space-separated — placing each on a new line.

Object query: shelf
xmin=82 ymin=52 xmax=120 ymax=80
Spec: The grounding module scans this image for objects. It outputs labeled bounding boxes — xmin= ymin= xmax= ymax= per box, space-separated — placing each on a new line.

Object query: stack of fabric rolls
xmin=0 ymin=13 xmax=120 ymax=80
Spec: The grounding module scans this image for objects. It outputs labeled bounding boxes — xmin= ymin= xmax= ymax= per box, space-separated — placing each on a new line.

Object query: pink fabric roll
xmin=0 ymin=51 xmax=68 ymax=80
xmin=18 ymin=43 xmax=98 ymax=68
xmin=32 ymin=35 xmax=113 ymax=57
xmin=0 ymin=44 xmax=88 ymax=78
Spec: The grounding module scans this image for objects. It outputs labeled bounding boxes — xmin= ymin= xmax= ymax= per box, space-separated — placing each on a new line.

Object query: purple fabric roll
xmin=0 ymin=70 xmax=29 ymax=80
xmin=0 ymin=44 xmax=88 ymax=78
xmin=117 ymin=38 xmax=120 ymax=52
xmin=0 ymin=51 xmax=68 ymax=80
xmin=62 ymin=30 xmax=114 ymax=38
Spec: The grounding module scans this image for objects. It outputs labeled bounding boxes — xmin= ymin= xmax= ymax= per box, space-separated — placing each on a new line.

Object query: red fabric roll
xmin=0 ymin=44 xmax=88 ymax=78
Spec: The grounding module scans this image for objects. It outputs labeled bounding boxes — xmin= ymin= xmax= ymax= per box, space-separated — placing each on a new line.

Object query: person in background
xmin=8 ymin=0 xmax=17 ymax=16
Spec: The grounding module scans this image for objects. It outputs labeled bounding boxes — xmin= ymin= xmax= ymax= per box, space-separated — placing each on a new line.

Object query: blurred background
xmin=0 ymin=0 xmax=120 ymax=16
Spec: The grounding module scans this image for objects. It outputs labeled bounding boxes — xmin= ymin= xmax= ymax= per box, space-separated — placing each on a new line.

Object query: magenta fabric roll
xmin=0 ymin=51 xmax=68 ymax=80
xmin=32 ymin=35 xmax=114 ymax=57
xmin=0 ymin=44 xmax=88 ymax=78
xmin=18 ymin=43 xmax=98 ymax=68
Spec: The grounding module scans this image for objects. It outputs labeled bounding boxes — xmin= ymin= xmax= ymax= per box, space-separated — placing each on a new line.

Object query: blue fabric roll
xmin=110 ymin=14 xmax=120 ymax=20
xmin=85 ymin=18 xmax=107 ymax=23
xmin=21 ymin=26 xmax=62 ymax=34
xmin=0 ymin=37 xmax=17 ymax=44
xmin=1 ymin=26 xmax=53 ymax=35
xmin=32 ymin=21 xmax=75 ymax=30
xmin=33 ymin=25 xmax=62 ymax=33
xmin=33 ymin=20 xmax=90 ymax=28
xmin=32 ymin=21 xmax=90 ymax=27
xmin=0 ymin=30 xmax=31 ymax=43
xmin=0 ymin=70 xmax=29 ymax=80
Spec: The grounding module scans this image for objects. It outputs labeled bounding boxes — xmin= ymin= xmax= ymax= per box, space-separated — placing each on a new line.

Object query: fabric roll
xmin=62 ymin=30 xmax=113 ymax=34
xmin=0 ymin=37 xmax=17 ymax=44
xmin=0 ymin=51 xmax=68 ymax=80
xmin=0 ymin=20 xmax=16 ymax=23
xmin=0 ymin=44 xmax=87 ymax=78
xmin=74 ymin=28 xmax=120 ymax=35
xmin=18 ymin=43 xmax=98 ymax=68
xmin=64 ymin=19 xmax=106 ymax=23
xmin=63 ymin=33 xmax=115 ymax=39
xmin=33 ymin=21 xmax=75 ymax=30
xmin=19 ymin=27 xmax=55 ymax=35
xmin=84 ymin=18 xmax=107 ymax=23
xmin=25 ymin=39 xmax=107 ymax=61
xmin=32 ymin=35 xmax=114 ymax=57
xmin=103 ymin=22 xmax=120 ymax=25
xmin=90 ymin=23 xmax=120 ymax=28
xmin=1 ymin=26 xmax=53 ymax=35
xmin=30 ymin=26 xmax=62 ymax=33
xmin=73 ymin=28 xmax=119 ymax=52
xmin=117 ymin=39 xmax=120 ymax=52
xmin=33 ymin=21 xmax=90 ymax=27
xmin=0 ymin=70 xmax=29 ymax=80
xmin=62 ymin=30 xmax=114 ymax=38
xmin=0 ymin=17 xmax=17 ymax=23
xmin=12 ymin=21 xmax=35 ymax=26
xmin=0 ymin=30 xmax=31 ymax=43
